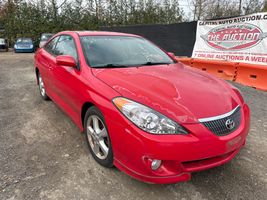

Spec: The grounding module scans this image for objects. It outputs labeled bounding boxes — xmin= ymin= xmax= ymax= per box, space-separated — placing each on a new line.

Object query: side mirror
xmin=56 ymin=55 xmax=76 ymax=67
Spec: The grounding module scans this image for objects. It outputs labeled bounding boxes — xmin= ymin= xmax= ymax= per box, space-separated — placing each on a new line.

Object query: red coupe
xmin=34 ymin=31 xmax=250 ymax=184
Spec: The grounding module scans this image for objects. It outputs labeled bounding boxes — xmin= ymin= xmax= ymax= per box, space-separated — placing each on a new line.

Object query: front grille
xmin=199 ymin=106 xmax=241 ymax=136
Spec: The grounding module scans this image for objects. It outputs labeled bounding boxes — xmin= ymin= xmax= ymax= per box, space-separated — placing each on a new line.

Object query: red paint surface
xmin=34 ymin=31 xmax=250 ymax=184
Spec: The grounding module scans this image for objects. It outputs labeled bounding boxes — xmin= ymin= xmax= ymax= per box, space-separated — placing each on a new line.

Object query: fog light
xmin=151 ymin=159 xmax=162 ymax=170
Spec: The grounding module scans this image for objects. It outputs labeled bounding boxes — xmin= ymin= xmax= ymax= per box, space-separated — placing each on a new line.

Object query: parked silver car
xmin=0 ymin=38 xmax=8 ymax=52
xmin=39 ymin=33 xmax=54 ymax=48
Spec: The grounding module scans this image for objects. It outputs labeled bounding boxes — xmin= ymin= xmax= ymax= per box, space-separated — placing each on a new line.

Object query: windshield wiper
xmin=138 ymin=62 xmax=172 ymax=66
xmin=93 ymin=64 xmax=129 ymax=68
xmin=92 ymin=62 xmax=172 ymax=68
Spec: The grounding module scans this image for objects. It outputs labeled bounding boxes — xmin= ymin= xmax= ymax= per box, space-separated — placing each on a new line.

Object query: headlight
xmin=14 ymin=44 xmax=17 ymax=49
xmin=113 ymin=97 xmax=188 ymax=135
xmin=30 ymin=44 xmax=33 ymax=48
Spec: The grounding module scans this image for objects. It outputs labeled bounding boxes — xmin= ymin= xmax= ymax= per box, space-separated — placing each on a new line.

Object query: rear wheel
xmin=84 ymin=106 xmax=113 ymax=168
xmin=37 ymin=72 xmax=49 ymax=100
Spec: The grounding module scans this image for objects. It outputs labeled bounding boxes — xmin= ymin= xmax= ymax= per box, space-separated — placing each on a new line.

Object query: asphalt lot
xmin=0 ymin=52 xmax=266 ymax=200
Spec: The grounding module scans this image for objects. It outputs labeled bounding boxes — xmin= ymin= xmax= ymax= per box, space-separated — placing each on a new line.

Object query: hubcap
xmin=86 ymin=115 xmax=109 ymax=160
xmin=38 ymin=75 xmax=46 ymax=97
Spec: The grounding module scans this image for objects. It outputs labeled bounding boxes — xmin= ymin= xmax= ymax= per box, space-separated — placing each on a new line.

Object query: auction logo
xmin=201 ymin=23 xmax=267 ymax=50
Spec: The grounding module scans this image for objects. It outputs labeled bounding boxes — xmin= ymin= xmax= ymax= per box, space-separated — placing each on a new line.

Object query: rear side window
xmin=44 ymin=36 xmax=59 ymax=55
xmin=54 ymin=35 xmax=77 ymax=60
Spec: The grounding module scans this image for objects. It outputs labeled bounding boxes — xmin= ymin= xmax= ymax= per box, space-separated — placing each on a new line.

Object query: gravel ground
xmin=0 ymin=52 xmax=266 ymax=200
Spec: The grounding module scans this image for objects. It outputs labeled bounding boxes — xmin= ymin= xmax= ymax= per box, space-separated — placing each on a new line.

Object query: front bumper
xmin=106 ymin=103 xmax=250 ymax=184
xmin=0 ymin=45 xmax=7 ymax=49
xmin=14 ymin=48 xmax=34 ymax=53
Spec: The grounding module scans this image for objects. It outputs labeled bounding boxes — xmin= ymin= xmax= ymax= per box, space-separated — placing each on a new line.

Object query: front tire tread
xmin=84 ymin=106 xmax=113 ymax=168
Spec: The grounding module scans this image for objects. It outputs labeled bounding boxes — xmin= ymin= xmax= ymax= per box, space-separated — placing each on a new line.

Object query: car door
xmin=38 ymin=36 xmax=60 ymax=94
xmin=50 ymin=35 xmax=81 ymax=117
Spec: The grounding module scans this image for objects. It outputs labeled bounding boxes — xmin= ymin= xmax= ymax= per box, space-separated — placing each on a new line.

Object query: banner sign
xmin=192 ymin=13 xmax=267 ymax=65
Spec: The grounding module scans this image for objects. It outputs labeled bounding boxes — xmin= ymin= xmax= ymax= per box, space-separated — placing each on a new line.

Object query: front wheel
xmin=84 ymin=106 xmax=113 ymax=168
xmin=37 ymin=72 xmax=49 ymax=100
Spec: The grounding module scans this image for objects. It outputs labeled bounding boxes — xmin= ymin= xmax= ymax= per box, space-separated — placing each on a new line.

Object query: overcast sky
xmin=180 ymin=0 xmax=193 ymax=19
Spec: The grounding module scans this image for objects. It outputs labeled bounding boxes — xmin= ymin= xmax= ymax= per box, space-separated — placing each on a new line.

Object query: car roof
xmin=57 ymin=31 xmax=141 ymax=38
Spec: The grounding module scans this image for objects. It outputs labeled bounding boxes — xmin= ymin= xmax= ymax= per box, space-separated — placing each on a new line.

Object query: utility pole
xmin=239 ymin=0 xmax=242 ymax=15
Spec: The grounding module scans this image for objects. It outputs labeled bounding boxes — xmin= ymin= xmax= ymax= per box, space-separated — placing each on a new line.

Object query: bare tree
xmin=191 ymin=0 xmax=208 ymax=20
xmin=204 ymin=0 xmax=240 ymax=19
xmin=46 ymin=0 xmax=68 ymax=22
xmin=242 ymin=0 xmax=263 ymax=14
xmin=191 ymin=0 xmax=263 ymax=20
xmin=262 ymin=0 xmax=267 ymax=11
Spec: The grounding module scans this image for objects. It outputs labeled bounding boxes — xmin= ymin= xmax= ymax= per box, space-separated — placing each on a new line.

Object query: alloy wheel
xmin=38 ymin=75 xmax=46 ymax=97
xmin=86 ymin=115 xmax=110 ymax=160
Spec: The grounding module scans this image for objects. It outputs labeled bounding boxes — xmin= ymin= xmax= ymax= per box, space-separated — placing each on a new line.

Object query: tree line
xmin=0 ymin=0 xmax=266 ymax=44
xmin=0 ymin=0 xmax=184 ymax=43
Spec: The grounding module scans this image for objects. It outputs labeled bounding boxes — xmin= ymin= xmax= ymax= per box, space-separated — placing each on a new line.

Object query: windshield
xmin=17 ymin=38 xmax=32 ymax=43
xmin=41 ymin=34 xmax=53 ymax=41
xmin=80 ymin=36 xmax=174 ymax=68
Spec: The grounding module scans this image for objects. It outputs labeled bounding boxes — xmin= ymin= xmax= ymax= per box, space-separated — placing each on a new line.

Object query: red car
xmin=34 ymin=31 xmax=250 ymax=184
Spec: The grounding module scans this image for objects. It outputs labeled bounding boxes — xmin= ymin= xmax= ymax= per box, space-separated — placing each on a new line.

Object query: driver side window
xmin=54 ymin=35 xmax=78 ymax=60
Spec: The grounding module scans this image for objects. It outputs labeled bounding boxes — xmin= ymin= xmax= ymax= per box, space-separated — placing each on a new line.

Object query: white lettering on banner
xmin=192 ymin=12 xmax=267 ymax=65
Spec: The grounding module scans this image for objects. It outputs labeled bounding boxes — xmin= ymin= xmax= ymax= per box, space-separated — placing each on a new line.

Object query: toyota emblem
xmin=225 ymin=119 xmax=235 ymax=130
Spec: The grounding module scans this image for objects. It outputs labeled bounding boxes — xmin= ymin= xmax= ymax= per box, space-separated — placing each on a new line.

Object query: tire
xmin=37 ymin=71 xmax=49 ymax=100
xmin=84 ymin=106 xmax=113 ymax=168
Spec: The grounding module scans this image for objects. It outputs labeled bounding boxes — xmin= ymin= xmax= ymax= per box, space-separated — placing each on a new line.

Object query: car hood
xmin=92 ymin=63 xmax=241 ymax=124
